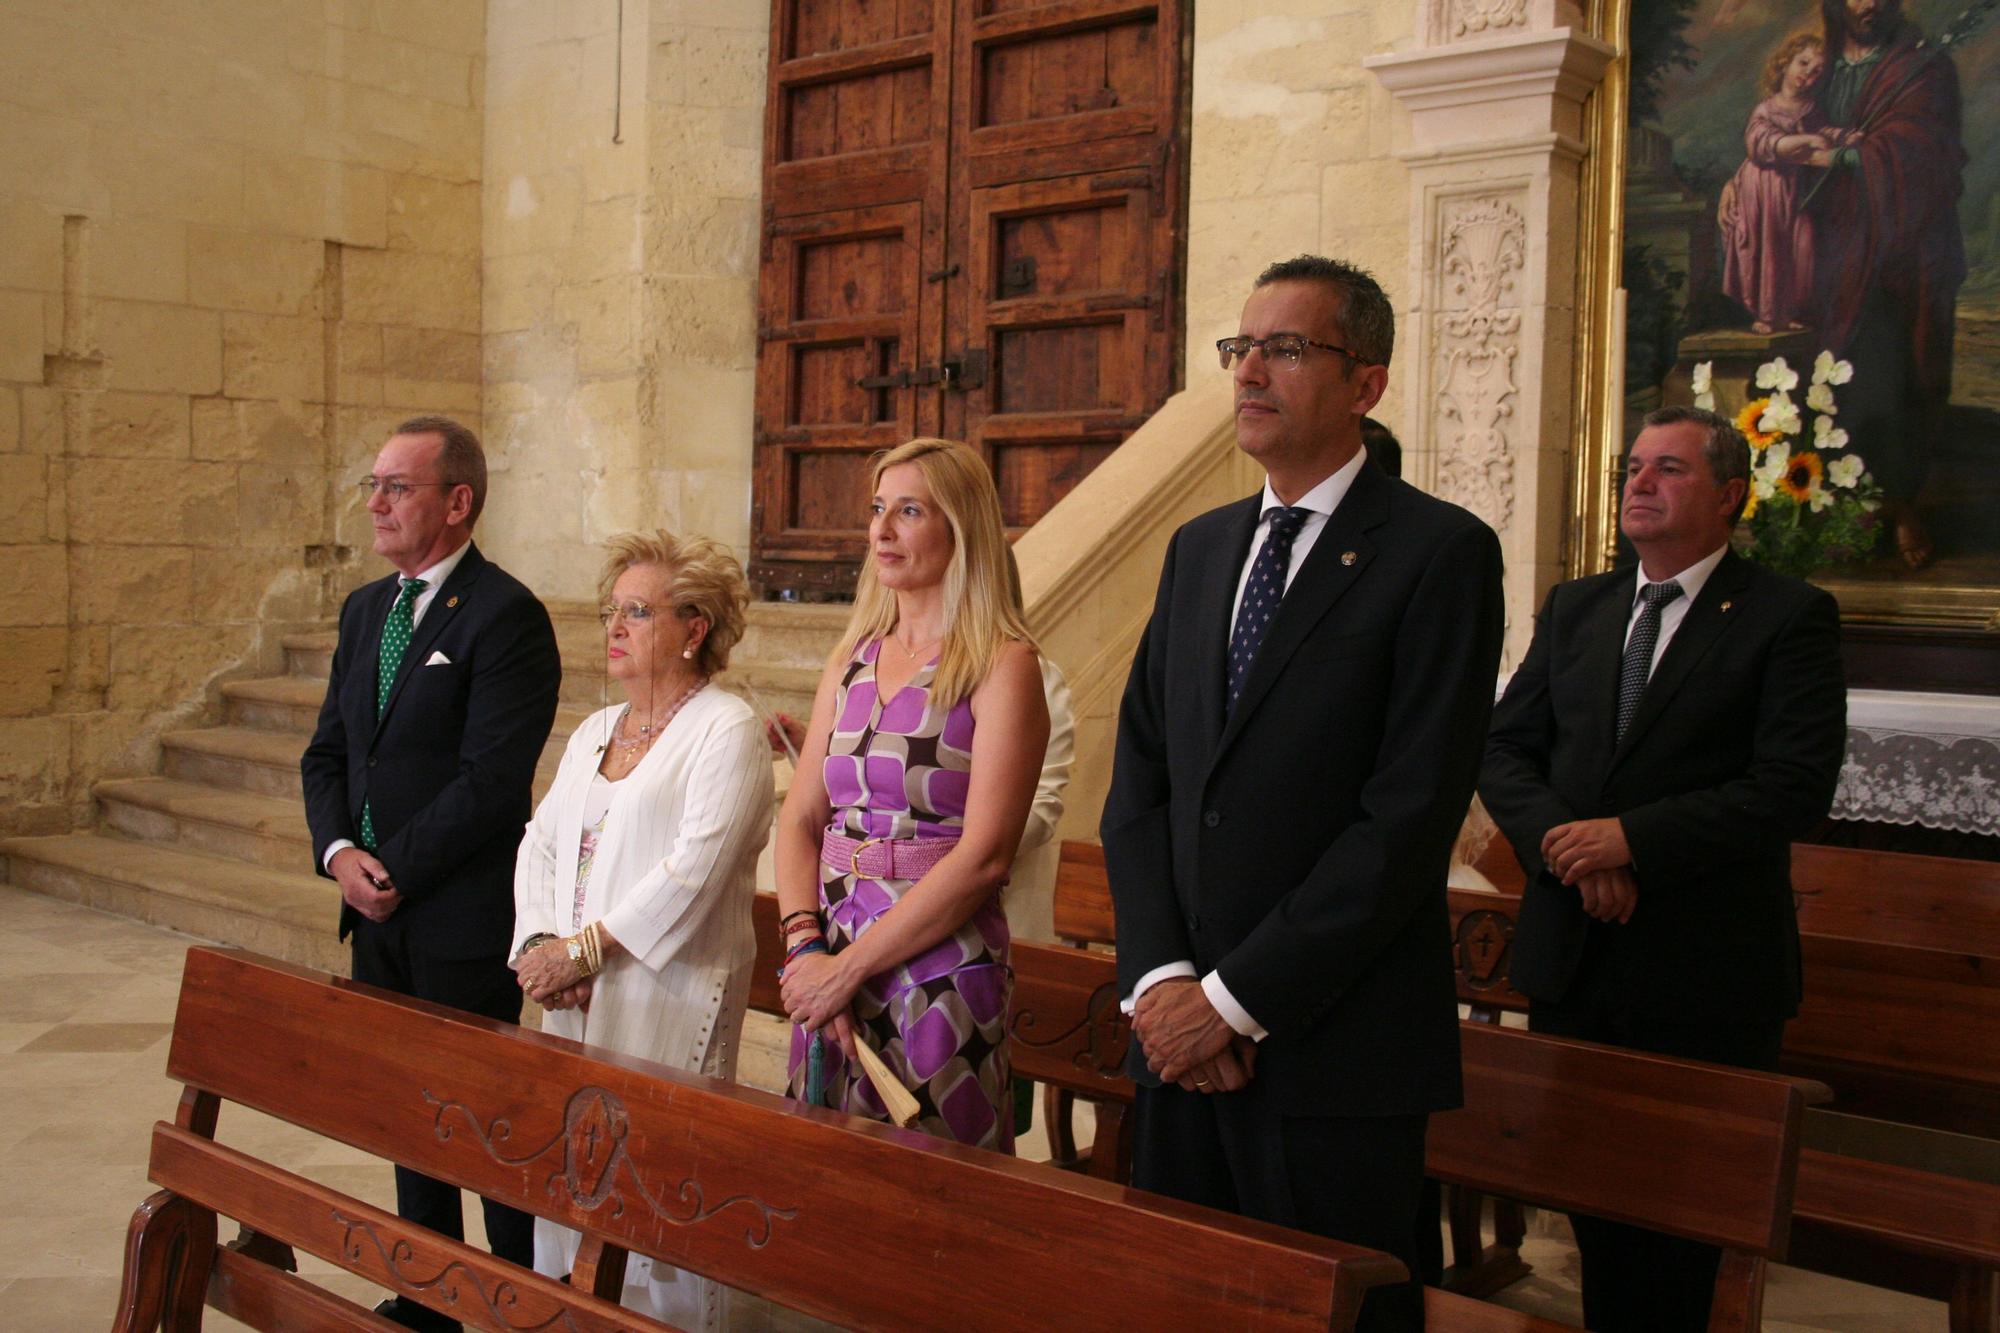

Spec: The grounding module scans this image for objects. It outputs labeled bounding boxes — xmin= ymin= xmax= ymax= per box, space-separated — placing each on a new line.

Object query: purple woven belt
xmin=819 ymin=827 xmax=960 ymax=881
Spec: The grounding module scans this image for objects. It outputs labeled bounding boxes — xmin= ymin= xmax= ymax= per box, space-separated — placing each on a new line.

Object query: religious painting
xmin=1616 ymin=0 xmax=2000 ymax=628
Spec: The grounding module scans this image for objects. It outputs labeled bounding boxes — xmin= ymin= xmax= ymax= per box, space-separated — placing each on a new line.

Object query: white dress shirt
xmin=1625 ymin=545 xmax=1728 ymax=677
xmin=321 ymin=539 xmax=475 ymax=871
xmin=1126 ymin=448 xmax=1370 ymax=1042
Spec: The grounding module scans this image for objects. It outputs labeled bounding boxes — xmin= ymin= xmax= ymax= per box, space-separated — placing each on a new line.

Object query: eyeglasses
xmin=598 ymin=601 xmax=658 ymax=627
xmin=357 ymin=476 xmax=459 ymax=503
xmin=1216 ymin=335 xmax=1366 ymax=371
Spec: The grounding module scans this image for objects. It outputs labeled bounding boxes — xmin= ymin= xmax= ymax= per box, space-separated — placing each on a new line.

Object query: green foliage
xmin=1739 ymin=490 xmax=1885 ymax=578
xmin=1628 ymin=0 xmax=1700 ymax=124
xmin=1623 ymin=243 xmax=1685 ymax=398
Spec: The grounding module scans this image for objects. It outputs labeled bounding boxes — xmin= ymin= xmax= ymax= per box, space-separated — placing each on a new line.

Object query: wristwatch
xmin=565 ymin=936 xmax=587 ymax=970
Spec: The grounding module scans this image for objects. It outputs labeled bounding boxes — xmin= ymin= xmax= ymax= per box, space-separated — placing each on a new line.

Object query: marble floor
xmin=0 ymin=886 xmax=1946 ymax=1330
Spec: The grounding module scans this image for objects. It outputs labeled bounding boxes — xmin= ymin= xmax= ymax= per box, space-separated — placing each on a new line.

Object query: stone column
xmin=1365 ymin=1 xmax=1613 ymax=666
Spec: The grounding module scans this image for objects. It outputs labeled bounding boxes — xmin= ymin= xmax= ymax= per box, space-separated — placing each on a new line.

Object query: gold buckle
xmin=848 ymin=837 xmax=885 ymax=878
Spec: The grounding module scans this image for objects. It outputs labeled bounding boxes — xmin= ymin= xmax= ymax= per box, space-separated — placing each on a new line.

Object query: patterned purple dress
xmin=785 ymin=639 xmax=1014 ymax=1151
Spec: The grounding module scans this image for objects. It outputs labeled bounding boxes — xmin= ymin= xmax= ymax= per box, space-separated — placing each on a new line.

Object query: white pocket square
xmin=424 ymin=651 xmax=451 ymax=666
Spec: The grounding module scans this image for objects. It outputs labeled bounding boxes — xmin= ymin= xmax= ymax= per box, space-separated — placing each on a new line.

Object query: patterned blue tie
xmin=1616 ymin=579 xmax=1683 ymax=742
xmin=1227 ymin=506 xmax=1310 ymax=713
xmin=360 ymin=577 xmax=426 ymax=851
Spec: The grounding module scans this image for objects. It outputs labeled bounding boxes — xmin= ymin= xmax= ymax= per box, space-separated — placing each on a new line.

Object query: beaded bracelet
xmin=777 ymin=936 xmax=829 ymax=980
xmin=780 ymin=908 xmax=819 ymax=929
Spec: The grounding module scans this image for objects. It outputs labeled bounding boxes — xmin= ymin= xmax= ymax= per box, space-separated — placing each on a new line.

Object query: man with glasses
xmin=1102 ymin=256 xmax=1504 ymax=1331
xmin=301 ymin=415 xmax=559 ymax=1330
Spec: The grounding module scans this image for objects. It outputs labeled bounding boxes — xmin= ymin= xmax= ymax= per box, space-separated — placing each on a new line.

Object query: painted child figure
xmin=1721 ymin=34 xmax=1856 ymax=335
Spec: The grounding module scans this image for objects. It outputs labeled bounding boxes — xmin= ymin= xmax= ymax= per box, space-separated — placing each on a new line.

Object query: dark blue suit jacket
xmin=1480 ymin=551 xmax=1846 ymax=1025
xmin=1101 ymin=461 xmax=1506 ymax=1116
xmin=300 ymin=542 xmax=560 ymax=961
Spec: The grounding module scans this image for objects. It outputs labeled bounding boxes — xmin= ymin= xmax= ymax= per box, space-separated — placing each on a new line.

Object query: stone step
xmin=718 ymin=663 xmax=820 ymax=725
xmin=283 ymin=631 xmax=335 ymax=679
xmin=741 ymin=602 xmax=851 ymax=670
xmin=163 ymin=723 xmax=573 ymax=805
xmin=95 ymin=777 xmax=311 ymax=873
xmin=0 ymin=833 xmax=348 ymax=975
xmin=163 ymin=726 xmax=308 ymax=799
xmin=106 ymin=747 xmax=789 ymax=874
xmin=222 ymin=675 xmax=327 ymax=731
xmin=559 ymin=659 xmax=821 ymax=724
xmin=223 ymin=670 xmax=598 ymax=744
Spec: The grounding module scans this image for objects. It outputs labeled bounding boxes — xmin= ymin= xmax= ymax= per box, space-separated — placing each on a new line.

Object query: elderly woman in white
xmin=510 ymin=530 xmax=772 ymax=1331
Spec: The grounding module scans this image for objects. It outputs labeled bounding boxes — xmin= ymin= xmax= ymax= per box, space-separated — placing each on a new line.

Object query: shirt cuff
xmin=1202 ymin=970 xmax=1269 ymax=1042
xmin=1120 ymin=960 xmax=1196 ymax=1014
xmin=323 ymin=839 xmax=356 ymax=873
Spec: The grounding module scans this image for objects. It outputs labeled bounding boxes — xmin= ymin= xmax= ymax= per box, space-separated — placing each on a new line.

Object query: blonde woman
xmin=510 ymin=531 xmax=772 ymax=1329
xmin=775 ymin=438 xmax=1049 ymax=1149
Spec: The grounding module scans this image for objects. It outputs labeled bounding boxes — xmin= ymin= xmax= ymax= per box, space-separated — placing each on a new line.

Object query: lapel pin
xmin=1720 ymin=600 xmax=1732 ymax=612
xmin=446 ymin=595 xmax=459 ymax=608
xmin=1340 ymin=550 xmax=1357 ymax=566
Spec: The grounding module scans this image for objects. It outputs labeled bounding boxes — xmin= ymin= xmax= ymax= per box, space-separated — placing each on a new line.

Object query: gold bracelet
xmin=583 ymin=921 xmax=603 ymax=976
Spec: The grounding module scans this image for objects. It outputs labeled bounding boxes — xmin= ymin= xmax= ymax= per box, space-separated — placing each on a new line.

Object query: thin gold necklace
xmin=612 ymin=677 xmax=706 ymax=754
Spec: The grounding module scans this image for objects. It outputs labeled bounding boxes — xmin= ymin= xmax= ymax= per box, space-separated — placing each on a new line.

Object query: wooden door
xmin=753 ymin=0 xmax=1185 ymax=595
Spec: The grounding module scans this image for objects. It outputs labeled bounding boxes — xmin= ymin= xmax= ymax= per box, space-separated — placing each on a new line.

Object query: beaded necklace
xmin=611 ymin=677 xmax=707 ymax=756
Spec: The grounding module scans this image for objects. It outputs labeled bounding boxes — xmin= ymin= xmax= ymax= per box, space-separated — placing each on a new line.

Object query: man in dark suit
xmin=1101 ymin=256 xmax=1505 ymax=1332
xmin=1480 ymin=405 xmax=1846 ymax=1332
xmin=301 ymin=415 xmax=560 ymax=1330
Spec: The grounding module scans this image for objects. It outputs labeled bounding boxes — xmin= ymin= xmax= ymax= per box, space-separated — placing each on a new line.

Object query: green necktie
xmin=360 ymin=577 xmax=427 ymax=852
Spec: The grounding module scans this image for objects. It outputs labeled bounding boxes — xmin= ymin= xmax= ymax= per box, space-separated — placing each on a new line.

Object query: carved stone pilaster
xmin=1424 ymin=0 xmax=1583 ymax=47
xmin=1448 ymin=0 xmax=1528 ymax=41
xmin=1433 ymin=197 xmax=1526 ymax=532
xmin=1366 ymin=17 xmax=1612 ymax=666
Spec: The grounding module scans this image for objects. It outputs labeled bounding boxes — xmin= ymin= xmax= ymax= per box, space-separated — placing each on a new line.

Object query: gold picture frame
xmin=1572 ymin=0 xmax=2000 ymax=634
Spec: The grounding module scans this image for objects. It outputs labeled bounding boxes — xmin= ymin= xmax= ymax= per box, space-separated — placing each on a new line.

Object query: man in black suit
xmin=1480 ymin=405 xmax=1846 ymax=1332
xmin=1101 ymin=256 xmax=1505 ymax=1332
xmin=301 ymin=415 xmax=560 ymax=1330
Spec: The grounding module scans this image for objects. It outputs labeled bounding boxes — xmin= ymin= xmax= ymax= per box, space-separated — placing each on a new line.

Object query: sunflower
xmin=1779 ymin=450 xmax=1823 ymax=502
xmin=1737 ymin=397 xmax=1780 ymax=450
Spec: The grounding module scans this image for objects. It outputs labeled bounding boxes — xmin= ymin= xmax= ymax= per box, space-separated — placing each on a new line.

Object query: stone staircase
xmin=0 ymin=602 xmax=850 ymax=974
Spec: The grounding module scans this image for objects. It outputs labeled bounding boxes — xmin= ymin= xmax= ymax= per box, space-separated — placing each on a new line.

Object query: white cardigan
xmin=511 ymin=685 xmax=773 ymax=1077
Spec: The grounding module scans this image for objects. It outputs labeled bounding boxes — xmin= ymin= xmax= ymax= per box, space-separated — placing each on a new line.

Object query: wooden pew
xmin=1444 ymin=861 xmax=2000 ymax=1333
xmin=117 ymin=946 xmax=1411 ymax=1333
xmin=1783 ymin=844 xmax=2000 ymax=1138
xmin=1053 ymin=839 xmax=1114 ymax=945
xmin=1445 ymin=843 xmax=2000 ymax=1136
xmin=751 ymin=892 xmax=1804 ymax=1331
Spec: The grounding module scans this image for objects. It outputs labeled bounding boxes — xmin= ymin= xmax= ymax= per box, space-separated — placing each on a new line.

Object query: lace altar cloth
xmin=1834 ymin=690 xmax=2000 ymax=836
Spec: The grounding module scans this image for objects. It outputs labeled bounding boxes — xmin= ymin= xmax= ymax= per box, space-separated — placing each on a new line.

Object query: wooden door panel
xmin=964 ymin=0 xmax=1169 ymax=157
xmin=753 ymin=0 xmax=1185 ymax=595
xmin=754 ymin=203 xmax=929 ymax=582
xmin=787 ymin=0 xmax=935 ymax=57
xmin=765 ymin=0 xmax=948 ymax=215
xmin=958 ymin=171 xmax=1168 ymax=528
xmin=989 ymin=438 xmax=1122 ymax=528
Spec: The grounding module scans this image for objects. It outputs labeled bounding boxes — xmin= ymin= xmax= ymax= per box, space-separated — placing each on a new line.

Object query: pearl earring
xmin=682 ymin=647 xmax=694 ymax=659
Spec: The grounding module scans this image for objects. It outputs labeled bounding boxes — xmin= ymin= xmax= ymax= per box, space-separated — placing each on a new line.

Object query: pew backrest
xmin=157 ymin=947 xmax=1401 ymax=1331
xmin=1430 ymin=1024 xmax=1804 ymax=1257
xmin=1053 ymin=839 xmax=1115 ymax=946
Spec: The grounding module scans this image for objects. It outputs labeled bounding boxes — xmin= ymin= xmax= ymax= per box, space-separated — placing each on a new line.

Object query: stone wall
xmin=480 ymin=0 xmax=764 ymax=600
xmin=1184 ymin=3 xmax=1418 ymax=431
xmin=0 ymin=1 xmax=485 ymax=835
